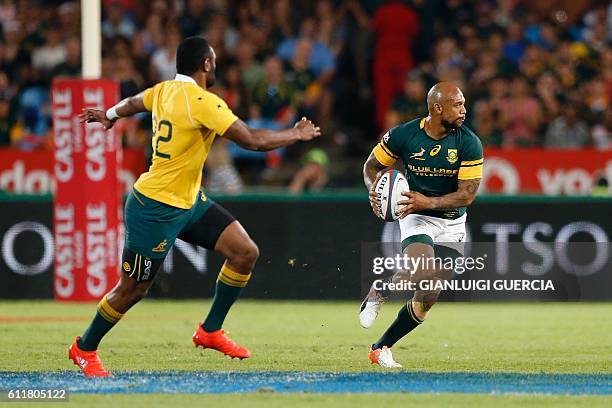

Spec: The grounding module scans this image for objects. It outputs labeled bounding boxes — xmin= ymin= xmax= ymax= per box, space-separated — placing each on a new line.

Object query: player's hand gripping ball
xmin=373 ymin=169 xmax=409 ymax=222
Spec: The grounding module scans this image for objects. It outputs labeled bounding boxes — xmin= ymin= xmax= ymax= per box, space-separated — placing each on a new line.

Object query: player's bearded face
xmin=441 ymin=99 xmax=466 ymax=130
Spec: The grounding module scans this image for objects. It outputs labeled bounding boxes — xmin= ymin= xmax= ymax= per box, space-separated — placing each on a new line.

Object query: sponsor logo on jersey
xmin=430 ymin=145 xmax=441 ymax=156
xmin=410 ymin=147 xmax=426 ymax=160
xmin=152 ymin=239 xmax=168 ymax=253
xmin=446 ymin=149 xmax=458 ymax=164
xmin=122 ymin=262 xmax=131 ymax=272
xmin=407 ymin=164 xmax=458 ymax=176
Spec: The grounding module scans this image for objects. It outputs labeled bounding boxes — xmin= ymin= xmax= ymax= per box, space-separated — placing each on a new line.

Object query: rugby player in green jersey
xmin=361 ymin=82 xmax=483 ymax=368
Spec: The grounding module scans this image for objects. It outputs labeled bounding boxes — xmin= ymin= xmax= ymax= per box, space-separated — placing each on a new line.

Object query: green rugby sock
xmin=373 ymin=301 xmax=422 ymax=350
xmin=77 ymin=295 xmax=123 ymax=351
xmin=202 ymin=263 xmax=250 ymax=332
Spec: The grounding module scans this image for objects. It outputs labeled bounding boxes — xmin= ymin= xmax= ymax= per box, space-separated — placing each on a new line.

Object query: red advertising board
xmin=482 ymin=148 xmax=611 ymax=195
xmin=51 ymin=79 xmax=122 ymax=301
xmin=1 ymin=147 xmax=607 ymax=196
xmin=0 ymin=148 xmax=145 ymax=195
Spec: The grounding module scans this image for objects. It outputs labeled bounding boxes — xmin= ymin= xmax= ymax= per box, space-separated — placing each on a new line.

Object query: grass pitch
xmin=0 ymin=300 xmax=610 ymax=406
xmin=1 ymin=300 xmax=610 ymax=373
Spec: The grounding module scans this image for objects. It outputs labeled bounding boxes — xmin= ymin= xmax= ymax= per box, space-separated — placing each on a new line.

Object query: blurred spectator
xmin=0 ymin=0 xmax=16 ymax=27
xmin=289 ymin=148 xmax=329 ymax=194
xmin=285 ymin=40 xmax=317 ymax=93
xmin=583 ymin=77 xmax=609 ymax=118
xmin=217 ymin=62 xmax=249 ymax=119
xmin=342 ymin=0 xmax=372 ymax=96
xmin=129 ymin=32 xmax=152 ymax=82
xmin=592 ymin=110 xmax=612 ymax=150
xmin=206 ymin=139 xmax=244 ymax=194
xmin=370 ymin=0 xmax=420 ymax=128
xmin=472 ymin=97 xmax=503 ymax=148
xmin=207 ymin=13 xmax=240 ymax=54
xmin=525 ymin=20 xmax=559 ymax=50
xmin=0 ymin=95 xmax=13 ymax=146
xmin=469 ymin=49 xmax=499 ymax=91
xmin=179 ymin=0 xmax=216 ymax=38
xmin=114 ymin=55 xmax=142 ymax=99
xmin=544 ymin=105 xmax=590 ymax=148
xmin=591 ymin=171 xmax=610 ymax=197
xmin=583 ymin=10 xmax=608 ymax=53
xmin=102 ymin=1 xmax=136 ymax=39
xmin=277 ymin=17 xmax=336 ymax=82
xmin=150 ymin=28 xmax=181 ymax=82
xmin=52 ymin=36 xmax=81 ymax=77
xmin=503 ymin=21 xmax=527 ymax=66
xmin=268 ymin=0 xmax=293 ymax=51
xmin=535 ymin=72 xmax=562 ymax=124
xmin=12 ymin=69 xmax=50 ymax=150
xmin=499 ymin=76 xmax=542 ymax=147
xmin=385 ymin=70 xmax=428 ymax=129
xmin=251 ymin=56 xmax=294 ymax=127
xmin=235 ymin=39 xmax=264 ymax=94
xmin=519 ymin=44 xmax=548 ymax=81
xmin=284 ymin=39 xmax=320 ymax=118
xmin=316 ymin=0 xmax=344 ymax=58
xmin=31 ymin=26 xmax=66 ymax=73
xmin=58 ymin=2 xmax=80 ymax=38
xmin=140 ymin=14 xmax=164 ymax=55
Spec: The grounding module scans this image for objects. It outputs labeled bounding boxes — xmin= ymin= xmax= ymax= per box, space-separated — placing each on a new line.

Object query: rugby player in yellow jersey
xmin=68 ymin=36 xmax=320 ymax=377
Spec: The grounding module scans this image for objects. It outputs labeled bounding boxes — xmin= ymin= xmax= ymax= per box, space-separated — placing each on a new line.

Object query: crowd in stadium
xmin=0 ymin=0 xmax=610 ymax=189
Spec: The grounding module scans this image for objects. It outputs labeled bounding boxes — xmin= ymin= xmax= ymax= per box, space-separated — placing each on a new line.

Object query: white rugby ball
xmin=375 ymin=169 xmax=409 ymax=222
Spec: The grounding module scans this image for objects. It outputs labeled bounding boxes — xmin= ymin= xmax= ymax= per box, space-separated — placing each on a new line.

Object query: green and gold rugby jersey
xmin=373 ymin=117 xmax=483 ymax=220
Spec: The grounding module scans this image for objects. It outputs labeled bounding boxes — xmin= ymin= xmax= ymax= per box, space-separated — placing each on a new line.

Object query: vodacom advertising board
xmin=481 ymin=148 xmax=611 ymax=195
xmin=51 ymin=79 xmax=121 ymax=301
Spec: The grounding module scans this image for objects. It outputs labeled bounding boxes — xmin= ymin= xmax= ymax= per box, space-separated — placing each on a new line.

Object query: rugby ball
xmin=375 ymin=169 xmax=409 ymax=222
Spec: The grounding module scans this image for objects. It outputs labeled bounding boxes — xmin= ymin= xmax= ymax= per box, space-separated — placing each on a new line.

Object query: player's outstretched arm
xmin=78 ymin=91 xmax=149 ymax=130
xmin=363 ymin=151 xmax=387 ymax=216
xmin=223 ymin=117 xmax=321 ymax=151
xmin=396 ymin=178 xmax=481 ymax=218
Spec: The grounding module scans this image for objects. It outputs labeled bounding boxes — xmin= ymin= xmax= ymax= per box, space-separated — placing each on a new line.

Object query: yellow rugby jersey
xmin=134 ymin=74 xmax=238 ymax=209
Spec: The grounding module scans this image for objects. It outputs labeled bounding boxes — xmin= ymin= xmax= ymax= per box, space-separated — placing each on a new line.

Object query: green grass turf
xmin=58 ymin=394 xmax=611 ymax=408
xmin=0 ymin=300 xmax=610 ymax=374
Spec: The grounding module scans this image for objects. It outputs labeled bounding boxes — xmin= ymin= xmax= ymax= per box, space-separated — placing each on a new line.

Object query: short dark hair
xmin=176 ymin=36 xmax=213 ymax=76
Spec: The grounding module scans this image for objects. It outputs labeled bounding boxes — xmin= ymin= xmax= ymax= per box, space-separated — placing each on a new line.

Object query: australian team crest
xmin=446 ymin=148 xmax=458 ymax=164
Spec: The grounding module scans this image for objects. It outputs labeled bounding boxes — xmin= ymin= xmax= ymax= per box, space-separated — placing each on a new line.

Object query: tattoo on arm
xmin=463 ymin=179 xmax=480 ymax=195
xmin=429 ymin=178 xmax=481 ymax=210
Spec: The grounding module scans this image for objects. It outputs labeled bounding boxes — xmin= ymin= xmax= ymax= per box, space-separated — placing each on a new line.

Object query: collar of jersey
xmin=174 ymin=74 xmax=197 ymax=85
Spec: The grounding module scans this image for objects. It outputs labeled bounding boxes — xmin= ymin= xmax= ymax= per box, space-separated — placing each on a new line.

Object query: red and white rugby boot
xmin=369 ymin=345 xmax=402 ymax=368
xmin=68 ymin=337 xmax=112 ymax=377
xmin=192 ymin=323 xmax=251 ymax=359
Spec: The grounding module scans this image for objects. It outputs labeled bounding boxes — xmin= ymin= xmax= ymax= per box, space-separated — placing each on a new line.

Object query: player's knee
xmin=241 ymin=240 xmax=259 ymax=265
xmin=231 ymin=240 xmax=259 ymax=270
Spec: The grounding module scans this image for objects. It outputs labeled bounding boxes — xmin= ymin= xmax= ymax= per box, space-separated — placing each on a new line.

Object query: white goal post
xmin=81 ymin=0 xmax=101 ymax=79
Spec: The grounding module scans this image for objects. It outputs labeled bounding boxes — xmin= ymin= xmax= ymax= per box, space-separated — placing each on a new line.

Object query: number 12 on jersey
xmin=152 ymin=116 xmax=173 ymax=159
